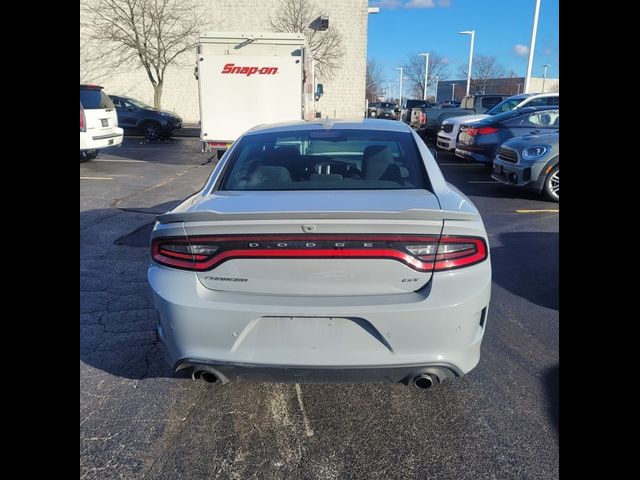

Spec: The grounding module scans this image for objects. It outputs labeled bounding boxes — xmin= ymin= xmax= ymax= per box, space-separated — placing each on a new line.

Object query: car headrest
xmin=250 ymin=166 xmax=291 ymax=185
xmin=362 ymin=145 xmax=394 ymax=180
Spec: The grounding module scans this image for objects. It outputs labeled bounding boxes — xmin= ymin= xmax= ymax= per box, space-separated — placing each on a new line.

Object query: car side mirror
xmin=429 ymin=148 xmax=438 ymax=159
xmin=126 ymin=106 xmax=135 ymax=111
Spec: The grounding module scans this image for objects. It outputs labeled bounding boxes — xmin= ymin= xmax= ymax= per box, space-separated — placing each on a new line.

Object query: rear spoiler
xmin=156 ymin=209 xmax=477 ymax=224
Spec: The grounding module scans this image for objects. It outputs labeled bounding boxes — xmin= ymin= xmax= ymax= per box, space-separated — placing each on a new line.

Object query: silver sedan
xmin=148 ymin=119 xmax=491 ymax=389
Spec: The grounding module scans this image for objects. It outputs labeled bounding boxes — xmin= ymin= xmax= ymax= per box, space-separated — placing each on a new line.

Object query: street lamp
xmin=541 ymin=64 xmax=551 ymax=92
xmin=524 ymin=0 xmax=541 ymax=93
xmin=419 ymin=53 xmax=429 ymax=101
xmin=458 ymin=30 xmax=475 ymax=96
xmin=396 ymin=67 xmax=404 ymax=105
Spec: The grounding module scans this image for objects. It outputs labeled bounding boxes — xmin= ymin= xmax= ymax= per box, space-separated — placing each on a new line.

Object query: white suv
xmin=80 ymin=85 xmax=123 ymax=162
xmin=436 ymin=93 xmax=559 ymax=152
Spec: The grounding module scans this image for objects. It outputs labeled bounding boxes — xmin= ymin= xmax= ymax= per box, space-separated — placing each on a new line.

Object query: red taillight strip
xmin=193 ymin=248 xmax=432 ymax=272
xmin=151 ymin=235 xmax=488 ymax=272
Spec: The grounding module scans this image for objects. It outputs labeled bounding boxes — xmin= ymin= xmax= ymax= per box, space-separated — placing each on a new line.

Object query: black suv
xmin=367 ymin=102 xmax=398 ymax=119
xmin=109 ymin=95 xmax=183 ymax=141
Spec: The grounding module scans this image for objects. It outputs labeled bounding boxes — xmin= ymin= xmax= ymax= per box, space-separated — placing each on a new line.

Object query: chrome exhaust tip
xmin=414 ymin=374 xmax=434 ymax=390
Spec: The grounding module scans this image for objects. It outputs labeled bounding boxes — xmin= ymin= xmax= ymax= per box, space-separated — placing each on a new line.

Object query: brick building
xmin=80 ymin=0 xmax=369 ymax=122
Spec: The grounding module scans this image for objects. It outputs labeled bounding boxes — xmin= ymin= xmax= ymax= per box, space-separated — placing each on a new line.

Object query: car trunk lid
xmin=155 ymin=190 xmax=476 ymax=296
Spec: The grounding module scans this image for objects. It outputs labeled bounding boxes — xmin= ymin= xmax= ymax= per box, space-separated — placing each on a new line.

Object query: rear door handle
xmin=530 ymin=130 xmax=540 ymax=134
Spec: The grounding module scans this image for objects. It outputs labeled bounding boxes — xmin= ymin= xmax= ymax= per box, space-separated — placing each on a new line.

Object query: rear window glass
xmin=219 ymin=129 xmax=429 ymax=191
xmin=80 ymin=89 xmax=114 ymax=109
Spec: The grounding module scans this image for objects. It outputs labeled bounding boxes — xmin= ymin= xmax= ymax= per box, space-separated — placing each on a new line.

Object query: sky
xmin=367 ymin=0 xmax=559 ymax=97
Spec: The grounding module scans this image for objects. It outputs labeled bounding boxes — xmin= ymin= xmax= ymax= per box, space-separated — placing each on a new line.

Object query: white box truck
xmin=195 ymin=31 xmax=316 ymax=156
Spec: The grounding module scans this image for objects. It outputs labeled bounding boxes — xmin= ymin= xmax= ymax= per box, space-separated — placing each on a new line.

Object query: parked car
xmin=367 ymin=102 xmax=398 ymax=119
xmin=437 ymin=93 xmax=559 ymax=151
xmin=80 ymin=85 xmax=123 ymax=162
xmin=109 ymin=95 xmax=183 ymax=141
xmin=455 ymin=106 xmax=559 ymax=164
xmin=492 ymin=131 xmax=559 ymax=202
xmin=148 ymin=119 xmax=491 ymax=388
xmin=400 ymin=99 xmax=433 ymax=123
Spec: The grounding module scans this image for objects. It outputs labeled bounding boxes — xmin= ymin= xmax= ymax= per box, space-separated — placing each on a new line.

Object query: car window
xmin=547 ymin=96 xmax=559 ymax=106
xmin=80 ymin=89 xmax=114 ymax=109
xmin=220 ymin=129 xmax=428 ymax=191
xmin=481 ymin=97 xmax=502 ymax=109
xmin=524 ymin=97 xmax=549 ymax=107
xmin=110 ymin=97 xmax=124 ymax=109
xmin=486 ymin=98 xmax=521 ymax=115
xmin=504 ymin=110 xmax=559 ymax=128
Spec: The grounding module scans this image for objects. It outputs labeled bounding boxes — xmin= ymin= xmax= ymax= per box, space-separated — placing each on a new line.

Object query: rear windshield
xmin=80 ymin=89 xmax=114 ymax=109
xmin=219 ymin=129 xmax=429 ymax=191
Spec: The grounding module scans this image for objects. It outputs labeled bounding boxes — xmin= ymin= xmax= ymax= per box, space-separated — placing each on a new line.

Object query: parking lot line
xmin=515 ymin=209 xmax=559 ymax=213
xmin=80 ymin=176 xmax=113 ymax=180
xmin=439 ymin=163 xmax=484 ymax=166
xmin=93 ymin=158 xmax=148 ymax=163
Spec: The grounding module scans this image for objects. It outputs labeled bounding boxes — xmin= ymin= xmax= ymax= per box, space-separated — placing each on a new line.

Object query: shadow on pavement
xmin=491 ymin=231 xmax=559 ymax=310
xmin=81 ymin=201 xmax=189 ymax=380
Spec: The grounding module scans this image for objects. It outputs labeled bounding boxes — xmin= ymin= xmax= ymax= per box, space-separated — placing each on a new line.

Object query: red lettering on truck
xmin=221 ymin=63 xmax=278 ymax=76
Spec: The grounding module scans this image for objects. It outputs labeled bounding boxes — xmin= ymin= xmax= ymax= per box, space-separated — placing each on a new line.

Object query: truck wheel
xmin=369 ymin=110 xmax=377 ymax=118
xmin=142 ymin=121 xmax=162 ymax=141
xmin=543 ymin=165 xmax=559 ymax=202
xmin=80 ymin=150 xmax=99 ymax=163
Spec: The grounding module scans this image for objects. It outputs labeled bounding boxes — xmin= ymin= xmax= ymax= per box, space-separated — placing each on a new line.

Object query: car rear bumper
xmin=148 ymin=259 xmax=491 ymax=382
xmin=176 ymin=358 xmax=463 ymax=385
xmin=80 ymin=129 xmax=123 ymax=151
xmin=454 ymin=147 xmax=493 ymax=164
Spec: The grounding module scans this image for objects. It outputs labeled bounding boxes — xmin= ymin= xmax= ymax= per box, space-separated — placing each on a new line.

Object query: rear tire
xmin=543 ymin=165 xmax=559 ymax=202
xmin=369 ymin=110 xmax=377 ymax=118
xmin=142 ymin=121 xmax=162 ymax=141
xmin=80 ymin=150 xmax=99 ymax=163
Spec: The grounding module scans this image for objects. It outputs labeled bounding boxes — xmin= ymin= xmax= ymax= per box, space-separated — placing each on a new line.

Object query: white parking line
xmin=516 ymin=209 xmax=559 ymax=213
xmin=439 ymin=163 xmax=484 ymax=166
xmin=80 ymin=177 xmax=113 ymax=180
xmin=93 ymin=158 xmax=148 ymax=163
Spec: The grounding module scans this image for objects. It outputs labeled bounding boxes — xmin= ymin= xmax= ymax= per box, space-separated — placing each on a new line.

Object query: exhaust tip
xmin=192 ymin=370 xmax=219 ymax=384
xmin=414 ymin=374 xmax=434 ymax=390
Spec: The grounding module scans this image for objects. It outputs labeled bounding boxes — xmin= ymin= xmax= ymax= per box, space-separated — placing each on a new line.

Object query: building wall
xmin=80 ymin=0 xmax=369 ymax=123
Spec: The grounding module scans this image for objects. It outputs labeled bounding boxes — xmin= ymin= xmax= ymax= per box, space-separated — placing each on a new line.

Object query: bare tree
xmin=366 ymin=59 xmax=385 ymax=102
xmin=457 ymin=54 xmax=506 ymax=95
xmin=402 ymin=52 xmax=449 ymax=100
xmin=81 ymin=0 xmax=203 ymax=109
xmin=270 ymin=0 xmax=345 ymax=79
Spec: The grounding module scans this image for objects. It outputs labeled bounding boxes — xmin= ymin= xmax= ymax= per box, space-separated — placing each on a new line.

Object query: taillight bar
xmin=466 ymin=126 xmax=499 ymax=136
xmin=80 ymin=103 xmax=86 ymax=132
xmin=151 ymin=235 xmax=488 ymax=273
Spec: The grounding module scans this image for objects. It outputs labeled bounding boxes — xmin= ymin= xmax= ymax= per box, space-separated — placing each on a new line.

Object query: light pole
xmin=451 ymin=83 xmax=456 ymax=101
xmin=524 ymin=0 xmax=541 ymax=93
xmin=419 ymin=53 xmax=429 ymax=100
xmin=434 ymin=76 xmax=439 ymax=102
xmin=541 ymin=64 xmax=550 ymax=92
xmin=458 ymin=30 xmax=475 ymax=96
xmin=396 ymin=67 xmax=403 ymax=105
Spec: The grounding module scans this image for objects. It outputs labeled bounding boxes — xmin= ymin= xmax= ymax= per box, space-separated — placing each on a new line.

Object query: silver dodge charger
xmin=148 ymin=119 xmax=491 ymax=389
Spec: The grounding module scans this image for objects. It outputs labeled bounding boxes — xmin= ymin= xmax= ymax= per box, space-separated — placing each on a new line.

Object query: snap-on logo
xmin=221 ymin=63 xmax=279 ymax=76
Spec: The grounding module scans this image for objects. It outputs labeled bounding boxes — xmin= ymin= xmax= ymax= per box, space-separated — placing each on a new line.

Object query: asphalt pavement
xmin=80 ymin=136 xmax=558 ymax=479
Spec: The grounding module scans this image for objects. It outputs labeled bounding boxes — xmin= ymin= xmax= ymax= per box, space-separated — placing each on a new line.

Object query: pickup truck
xmin=423 ymin=94 xmax=508 ymax=139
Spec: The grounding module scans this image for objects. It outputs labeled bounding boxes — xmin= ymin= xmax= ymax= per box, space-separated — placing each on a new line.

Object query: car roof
xmin=246 ymin=118 xmax=413 ymax=135
xmin=80 ymin=84 xmax=104 ymax=90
